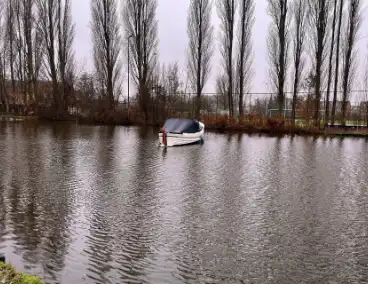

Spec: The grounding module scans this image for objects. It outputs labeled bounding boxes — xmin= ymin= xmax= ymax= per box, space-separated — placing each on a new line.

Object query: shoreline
xmin=204 ymin=124 xmax=368 ymax=138
xmin=2 ymin=114 xmax=368 ymax=138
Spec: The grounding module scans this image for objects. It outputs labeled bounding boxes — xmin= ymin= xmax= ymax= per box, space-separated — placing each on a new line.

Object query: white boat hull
xmin=159 ymin=122 xmax=205 ymax=147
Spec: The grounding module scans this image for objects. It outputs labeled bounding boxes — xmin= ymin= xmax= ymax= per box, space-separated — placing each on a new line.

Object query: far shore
xmin=1 ymin=113 xmax=368 ymax=138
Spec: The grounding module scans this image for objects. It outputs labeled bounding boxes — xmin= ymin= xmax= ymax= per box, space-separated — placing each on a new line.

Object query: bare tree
xmin=187 ymin=0 xmax=214 ymax=119
xmin=158 ymin=61 xmax=184 ymax=115
xmin=364 ymin=48 xmax=368 ymax=126
xmin=331 ymin=0 xmax=344 ymax=123
xmin=33 ymin=16 xmax=44 ymax=107
xmin=341 ymin=0 xmax=361 ymax=124
xmin=37 ymin=0 xmax=75 ymax=114
xmin=38 ymin=0 xmax=60 ymax=112
xmin=123 ymin=0 xmax=158 ymax=124
xmin=22 ymin=0 xmax=36 ymax=103
xmin=0 ymin=3 xmax=4 ymax=41
xmin=91 ymin=0 xmax=122 ymax=111
xmin=5 ymin=0 xmax=16 ymax=95
xmin=166 ymin=61 xmax=180 ymax=97
xmin=309 ymin=0 xmax=330 ymax=126
xmin=58 ymin=0 xmax=75 ymax=109
xmin=267 ymin=0 xmax=289 ymax=117
xmin=236 ymin=0 xmax=254 ymax=117
xmin=10 ymin=0 xmax=37 ymax=105
xmin=291 ymin=0 xmax=307 ymax=124
xmin=216 ymin=73 xmax=228 ymax=111
xmin=325 ymin=0 xmax=338 ymax=123
xmin=0 ymin=1 xmax=7 ymax=110
xmin=217 ymin=0 xmax=236 ymax=117
xmin=14 ymin=0 xmax=25 ymax=95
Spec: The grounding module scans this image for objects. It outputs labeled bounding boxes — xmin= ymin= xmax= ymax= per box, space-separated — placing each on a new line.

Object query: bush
xmin=266 ymin=118 xmax=285 ymax=129
xmin=0 ymin=262 xmax=43 ymax=284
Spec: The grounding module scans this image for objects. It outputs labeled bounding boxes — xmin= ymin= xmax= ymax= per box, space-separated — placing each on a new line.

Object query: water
xmin=0 ymin=122 xmax=368 ymax=284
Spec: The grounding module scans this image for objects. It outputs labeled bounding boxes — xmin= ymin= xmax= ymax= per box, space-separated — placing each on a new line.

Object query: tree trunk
xmin=238 ymin=0 xmax=246 ymax=117
xmin=58 ymin=2 xmax=65 ymax=111
xmin=332 ymin=0 xmax=344 ymax=124
xmin=292 ymin=71 xmax=299 ymax=125
xmin=314 ymin=60 xmax=321 ymax=127
xmin=7 ymin=1 xmax=16 ymax=94
xmin=325 ymin=0 xmax=338 ymax=124
xmin=16 ymin=6 xmax=25 ymax=99
xmin=278 ymin=1 xmax=287 ymax=119
xmin=24 ymin=0 xmax=35 ymax=103
xmin=325 ymin=0 xmax=338 ymax=123
xmin=48 ymin=15 xmax=61 ymax=114
xmin=314 ymin=1 xmax=328 ymax=128
xmin=195 ymin=1 xmax=203 ymax=120
xmin=228 ymin=0 xmax=235 ymax=118
xmin=341 ymin=0 xmax=358 ymax=125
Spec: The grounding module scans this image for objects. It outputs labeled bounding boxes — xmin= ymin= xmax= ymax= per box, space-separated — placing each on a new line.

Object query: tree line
xmin=0 ymin=0 xmax=74 ymax=116
xmin=0 ymin=0 xmax=365 ymax=125
xmin=269 ymin=0 xmax=364 ymax=125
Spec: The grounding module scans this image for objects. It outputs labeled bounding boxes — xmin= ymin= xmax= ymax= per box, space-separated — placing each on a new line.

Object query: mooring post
xmin=0 ymin=253 xmax=5 ymax=263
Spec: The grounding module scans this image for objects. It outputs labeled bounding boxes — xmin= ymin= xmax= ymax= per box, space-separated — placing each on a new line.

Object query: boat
xmin=159 ymin=118 xmax=205 ymax=147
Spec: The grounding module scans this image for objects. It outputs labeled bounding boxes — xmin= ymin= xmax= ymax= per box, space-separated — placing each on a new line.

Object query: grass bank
xmin=203 ymin=119 xmax=321 ymax=136
xmin=0 ymin=262 xmax=43 ymax=284
xmin=202 ymin=115 xmax=323 ymax=136
xmin=201 ymin=115 xmax=368 ymax=138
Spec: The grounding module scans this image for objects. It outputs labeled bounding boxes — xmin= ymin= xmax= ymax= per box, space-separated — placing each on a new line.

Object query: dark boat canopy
xmin=163 ymin=118 xmax=201 ymax=134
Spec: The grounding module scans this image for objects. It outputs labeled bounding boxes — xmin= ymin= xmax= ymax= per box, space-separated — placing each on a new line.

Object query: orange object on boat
xmin=162 ymin=130 xmax=167 ymax=146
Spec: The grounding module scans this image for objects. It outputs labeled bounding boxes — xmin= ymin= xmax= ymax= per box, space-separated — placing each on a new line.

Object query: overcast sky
xmin=72 ymin=0 xmax=368 ymax=99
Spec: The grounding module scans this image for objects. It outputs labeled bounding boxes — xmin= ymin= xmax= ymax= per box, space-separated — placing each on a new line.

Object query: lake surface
xmin=0 ymin=122 xmax=367 ymax=284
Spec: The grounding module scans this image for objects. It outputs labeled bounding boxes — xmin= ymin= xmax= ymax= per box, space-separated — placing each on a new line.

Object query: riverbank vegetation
xmin=0 ymin=0 xmax=367 ymax=135
xmin=0 ymin=262 xmax=43 ymax=284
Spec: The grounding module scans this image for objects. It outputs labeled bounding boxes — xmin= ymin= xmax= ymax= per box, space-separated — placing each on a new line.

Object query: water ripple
xmin=1 ymin=124 xmax=368 ymax=283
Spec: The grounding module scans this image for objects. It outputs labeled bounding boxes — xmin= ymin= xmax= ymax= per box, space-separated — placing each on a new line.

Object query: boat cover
xmin=163 ymin=118 xmax=201 ymax=134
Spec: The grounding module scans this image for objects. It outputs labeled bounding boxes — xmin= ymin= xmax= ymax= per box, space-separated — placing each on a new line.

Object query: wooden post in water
xmin=162 ymin=130 xmax=167 ymax=146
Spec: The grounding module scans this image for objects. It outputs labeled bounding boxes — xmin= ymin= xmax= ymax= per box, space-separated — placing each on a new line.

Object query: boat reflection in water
xmin=159 ymin=118 xmax=205 ymax=147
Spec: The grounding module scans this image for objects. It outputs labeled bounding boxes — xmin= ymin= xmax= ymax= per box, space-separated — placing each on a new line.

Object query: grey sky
xmin=72 ymin=0 xmax=368 ymax=98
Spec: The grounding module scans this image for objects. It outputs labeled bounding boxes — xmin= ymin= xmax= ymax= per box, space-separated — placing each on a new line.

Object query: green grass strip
xmin=0 ymin=262 xmax=43 ymax=284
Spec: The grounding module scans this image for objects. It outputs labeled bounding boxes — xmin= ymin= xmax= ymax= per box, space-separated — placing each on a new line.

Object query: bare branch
xmin=216 ymin=73 xmax=228 ymax=111
xmin=166 ymin=61 xmax=180 ymax=96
